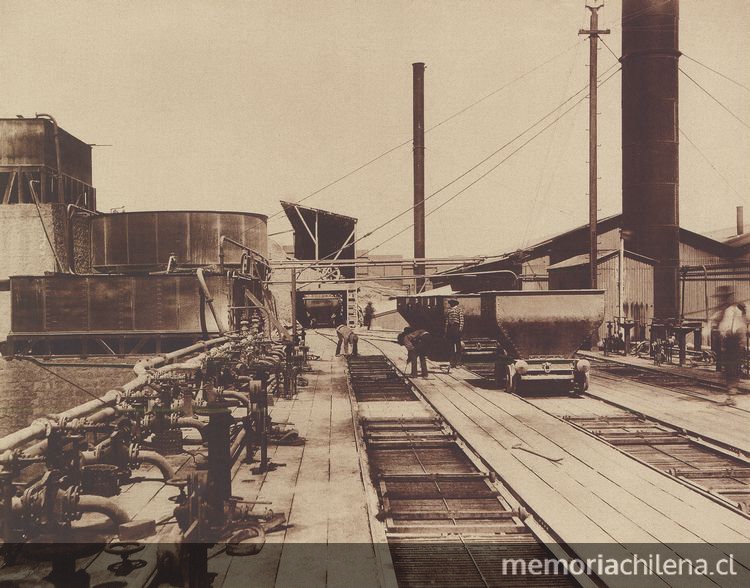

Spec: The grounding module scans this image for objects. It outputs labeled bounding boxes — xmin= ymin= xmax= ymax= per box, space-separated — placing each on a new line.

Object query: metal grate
xmin=347 ymin=355 xmax=418 ymax=401
xmin=567 ymin=414 xmax=750 ymax=511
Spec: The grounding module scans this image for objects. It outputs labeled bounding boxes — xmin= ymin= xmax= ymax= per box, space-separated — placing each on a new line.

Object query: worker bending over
xmin=335 ymin=322 xmax=358 ymax=357
xmin=397 ymin=327 xmax=435 ymax=378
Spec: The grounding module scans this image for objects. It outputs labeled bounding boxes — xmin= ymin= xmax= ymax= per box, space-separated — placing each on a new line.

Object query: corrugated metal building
xmin=547 ymin=250 xmax=656 ymax=342
xmin=433 ymin=213 xmax=749 ymax=344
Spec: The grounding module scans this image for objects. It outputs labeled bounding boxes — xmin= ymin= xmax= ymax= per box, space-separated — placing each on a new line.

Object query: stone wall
xmin=0 ymin=204 xmax=67 ymax=280
xmin=0 ymin=357 xmax=141 ymax=438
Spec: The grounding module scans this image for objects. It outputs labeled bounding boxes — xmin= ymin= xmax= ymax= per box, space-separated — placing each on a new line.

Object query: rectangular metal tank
xmin=0 ymin=118 xmax=92 ymax=184
xmin=10 ymin=273 xmax=229 ymax=335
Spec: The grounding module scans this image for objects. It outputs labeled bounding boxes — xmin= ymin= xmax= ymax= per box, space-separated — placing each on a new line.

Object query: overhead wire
xmin=259 ymin=0 xmax=670 ymax=232
xmin=681 ymin=53 xmax=750 ymax=93
xmin=362 ymin=66 xmax=622 ymax=257
xmin=679 ymin=127 xmax=746 ymax=201
xmin=609 ymin=0 xmax=673 ymax=31
xmin=521 ymin=39 xmax=583 ymax=248
xmin=679 ymin=68 xmax=750 ymax=130
xmin=260 ymin=39 xmax=584 ymax=223
xmin=323 ymin=66 xmax=618 ymax=264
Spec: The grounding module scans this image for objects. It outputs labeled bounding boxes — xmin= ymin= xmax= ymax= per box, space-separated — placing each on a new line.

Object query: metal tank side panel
xmin=89 ymin=211 xmax=268 ymax=271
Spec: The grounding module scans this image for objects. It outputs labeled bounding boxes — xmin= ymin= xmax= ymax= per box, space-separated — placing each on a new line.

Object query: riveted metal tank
xmin=10 ymin=273 xmax=229 ymax=336
xmin=480 ymin=290 xmax=605 ymax=359
xmin=90 ymin=211 xmax=267 ymax=272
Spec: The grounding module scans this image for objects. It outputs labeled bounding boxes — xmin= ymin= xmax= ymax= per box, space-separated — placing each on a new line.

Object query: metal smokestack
xmin=622 ymin=0 xmax=681 ymax=320
xmin=738 ymin=206 xmax=745 ymax=235
xmin=413 ymin=62 xmax=426 ymax=293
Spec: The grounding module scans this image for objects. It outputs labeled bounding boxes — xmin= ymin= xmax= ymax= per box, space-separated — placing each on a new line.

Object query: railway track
xmin=343 ymin=349 xmax=581 ymax=588
xmin=587 ymin=356 xmax=750 ymax=412
xmin=518 ymin=392 xmax=750 ymax=517
xmin=448 ymin=355 xmax=750 ymax=518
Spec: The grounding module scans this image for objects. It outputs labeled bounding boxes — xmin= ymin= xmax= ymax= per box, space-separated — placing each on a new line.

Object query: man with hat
xmin=444 ymin=298 xmax=465 ymax=368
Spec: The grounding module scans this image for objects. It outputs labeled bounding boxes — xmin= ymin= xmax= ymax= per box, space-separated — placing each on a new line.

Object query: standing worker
xmin=716 ymin=287 xmax=748 ymax=406
xmin=335 ymin=322 xmax=359 ymax=357
xmin=444 ymin=298 xmax=464 ymax=368
xmin=397 ymin=327 xmax=434 ymax=378
xmin=363 ymin=301 xmax=375 ymax=330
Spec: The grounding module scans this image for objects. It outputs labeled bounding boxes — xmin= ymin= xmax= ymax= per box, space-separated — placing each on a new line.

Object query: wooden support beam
xmin=2 ymin=171 xmax=16 ymax=204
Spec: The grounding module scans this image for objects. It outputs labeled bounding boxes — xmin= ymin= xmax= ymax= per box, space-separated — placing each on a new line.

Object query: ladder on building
xmin=346 ymin=288 xmax=358 ymax=327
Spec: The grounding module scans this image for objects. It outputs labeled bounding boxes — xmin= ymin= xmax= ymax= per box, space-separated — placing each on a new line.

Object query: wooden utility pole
xmin=412 ymin=62 xmax=426 ymax=293
xmin=579 ymin=5 xmax=609 ymax=289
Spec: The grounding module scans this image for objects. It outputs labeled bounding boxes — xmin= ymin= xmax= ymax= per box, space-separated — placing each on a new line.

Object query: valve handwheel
xmin=105 ymin=542 xmax=147 ymax=575
xmin=166 ymin=477 xmax=188 ymax=503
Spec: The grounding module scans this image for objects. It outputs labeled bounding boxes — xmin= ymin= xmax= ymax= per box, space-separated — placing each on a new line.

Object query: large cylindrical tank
xmin=621 ymin=0 xmax=680 ymax=319
xmin=90 ymin=211 xmax=267 ymax=272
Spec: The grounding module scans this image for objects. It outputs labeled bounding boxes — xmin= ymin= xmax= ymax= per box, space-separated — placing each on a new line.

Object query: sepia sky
xmin=2 ymin=1 xmax=748 ymax=257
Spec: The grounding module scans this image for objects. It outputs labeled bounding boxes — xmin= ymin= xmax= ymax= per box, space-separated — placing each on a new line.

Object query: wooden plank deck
xmin=588 ymin=376 xmax=750 ymax=454
xmin=371 ymin=338 xmax=750 ymax=588
xmin=6 ymin=333 xmax=388 ymax=587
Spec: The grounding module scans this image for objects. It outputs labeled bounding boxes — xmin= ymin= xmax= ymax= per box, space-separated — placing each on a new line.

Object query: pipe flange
xmin=59 ymin=485 xmax=82 ymax=523
xmin=128 ymin=443 xmax=140 ymax=467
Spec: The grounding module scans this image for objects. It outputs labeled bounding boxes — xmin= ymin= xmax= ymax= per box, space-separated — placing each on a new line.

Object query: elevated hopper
xmin=480 ymin=290 xmax=605 ymax=359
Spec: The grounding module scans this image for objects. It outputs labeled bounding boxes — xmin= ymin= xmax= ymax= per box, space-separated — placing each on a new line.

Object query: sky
xmin=2 ymin=0 xmax=748 ymax=258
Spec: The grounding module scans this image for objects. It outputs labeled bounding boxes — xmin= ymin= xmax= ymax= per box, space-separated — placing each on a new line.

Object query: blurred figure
xmin=335 ymin=322 xmax=358 ymax=357
xmin=363 ymin=302 xmax=375 ymax=330
xmin=715 ymin=286 xmax=748 ymax=405
xmin=444 ymin=298 xmax=465 ymax=368
xmin=397 ymin=327 xmax=435 ymax=378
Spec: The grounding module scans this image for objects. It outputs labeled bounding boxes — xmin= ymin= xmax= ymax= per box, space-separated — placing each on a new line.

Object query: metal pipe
xmin=271 ymin=257 xmax=487 ymax=267
xmin=2 ymin=338 xmax=229 ymax=454
xmin=137 ymin=450 xmax=176 ymax=481
xmin=176 ymin=417 xmax=206 ymax=440
xmin=738 ymin=205 xmax=745 ymax=236
xmin=412 ymin=62 xmax=426 ymax=293
xmin=76 ymin=494 xmax=130 ymax=526
xmin=703 ymin=265 xmax=709 ymax=325
xmin=196 ymin=268 xmax=227 ymax=334
xmin=133 ymin=336 xmax=227 ymax=375
xmin=223 ymin=391 xmax=251 ymax=412
xmin=67 ymin=203 xmax=100 ymax=217
xmin=230 ymin=428 xmax=246 ymax=462
xmin=35 ymin=114 xmax=63 ymax=203
xmin=11 ymin=493 xmax=130 ymax=527
xmin=269 ymin=268 xmax=520 ymax=285
xmin=0 ymin=389 xmax=121 ymax=454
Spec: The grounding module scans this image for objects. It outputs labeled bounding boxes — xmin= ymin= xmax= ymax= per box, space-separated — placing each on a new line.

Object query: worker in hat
xmin=397 ymin=326 xmax=434 ymax=378
xmin=444 ymin=298 xmax=465 ymax=368
xmin=363 ymin=301 xmax=375 ymax=330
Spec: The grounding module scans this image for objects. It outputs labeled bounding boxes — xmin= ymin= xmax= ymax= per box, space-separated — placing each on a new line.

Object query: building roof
xmin=547 ymin=249 xmax=657 ymax=271
xmin=437 ymin=213 xmax=744 ymax=278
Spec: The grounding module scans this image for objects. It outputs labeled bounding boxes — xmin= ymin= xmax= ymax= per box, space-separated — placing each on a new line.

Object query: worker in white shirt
xmin=716 ymin=286 xmax=748 ymax=405
xmin=335 ymin=322 xmax=358 ymax=357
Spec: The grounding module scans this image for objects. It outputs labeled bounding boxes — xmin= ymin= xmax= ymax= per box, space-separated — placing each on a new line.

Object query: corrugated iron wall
xmin=596 ymin=255 xmax=654 ymax=342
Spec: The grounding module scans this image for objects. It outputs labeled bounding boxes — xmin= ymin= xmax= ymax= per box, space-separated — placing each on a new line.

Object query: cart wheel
xmin=573 ymin=373 xmax=589 ymax=394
